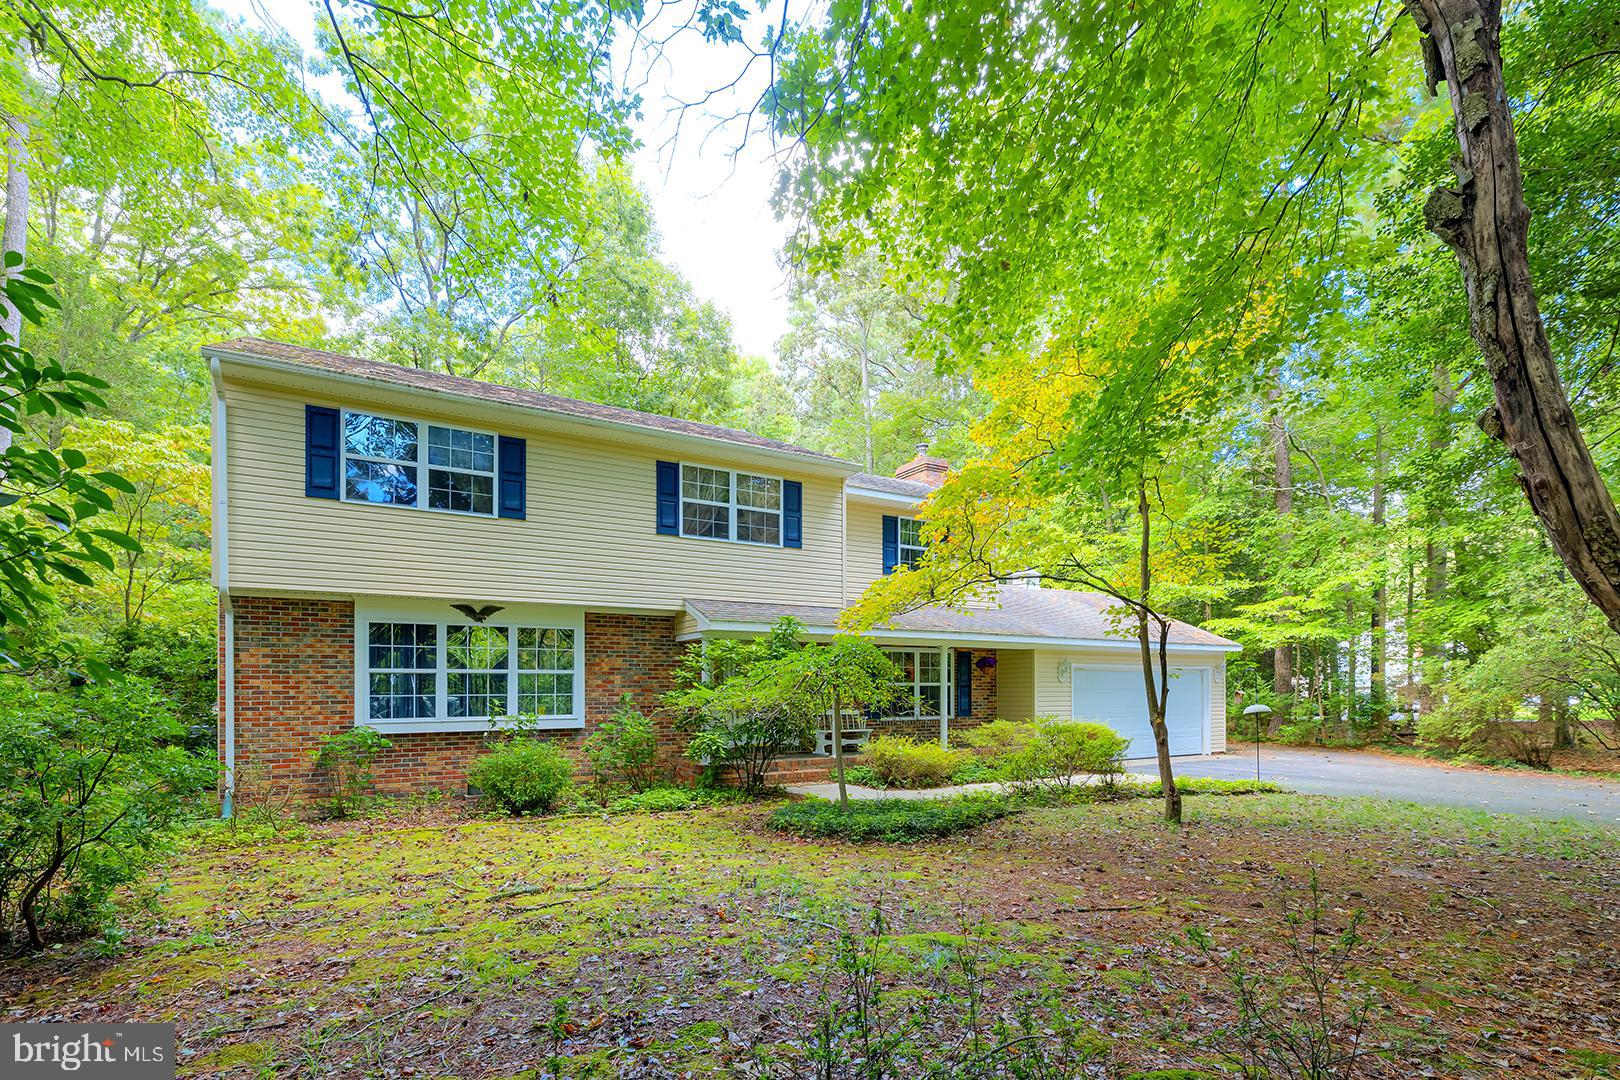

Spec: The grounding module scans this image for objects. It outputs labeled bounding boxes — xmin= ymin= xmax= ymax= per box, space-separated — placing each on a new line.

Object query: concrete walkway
xmin=787 ymin=746 xmax=1620 ymax=824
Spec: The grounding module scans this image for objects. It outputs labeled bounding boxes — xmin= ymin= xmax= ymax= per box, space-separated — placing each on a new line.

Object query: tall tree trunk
xmin=1552 ymin=699 xmax=1574 ymax=751
xmin=0 ymin=97 xmax=28 ymax=460
xmin=857 ymin=332 xmax=874 ymax=472
xmin=830 ymin=692 xmax=849 ymax=809
xmin=1423 ymin=362 xmax=1455 ymax=695
xmin=1268 ymin=382 xmax=1294 ymax=729
xmin=1370 ymin=427 xmax=1389 ymax=726
xmin=1345 ymin=594 xmax=1357 ymax=739
xmin=1410 ymin=0 xmax=1620 ymax=632
xmin=1133 ymin=481 xmax=1181 ymax=825
xmin=1405 ymin=544 xmax=1417 ymax=711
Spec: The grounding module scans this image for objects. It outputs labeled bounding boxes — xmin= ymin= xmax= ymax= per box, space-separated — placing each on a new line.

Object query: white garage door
xmin=1071 ymin=665 xmax=1207 ymax=758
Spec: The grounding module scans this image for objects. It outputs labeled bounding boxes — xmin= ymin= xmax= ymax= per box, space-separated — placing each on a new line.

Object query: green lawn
xmin=4 ymin=794 xmax=1617 ymax=1078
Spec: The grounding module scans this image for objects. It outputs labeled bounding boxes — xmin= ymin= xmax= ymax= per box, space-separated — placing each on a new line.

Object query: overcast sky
xmin=213 ymin=0 xmax=793 ymax=359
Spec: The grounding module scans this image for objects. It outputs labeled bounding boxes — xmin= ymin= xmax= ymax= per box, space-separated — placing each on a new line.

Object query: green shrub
xmin=666 ymin=618 xmax=901 ymax=794
xmin=101 ymin=622 xmax=217 ymax=744
xmin=1272 ymin=720 xmax=1326 ymax=746
xmin=948 ymin=758 xmax=1001 ymax=785
xmin=956 ymin=718 xmax=1035 ymax=757
xmin=1132 ymin=777 xmax=1286 ymax=797
xmin=606 ymin=786 xmax=697 ymax=813
xmin=767 ymin=794 xmax=1014 ymax=843
xmin=972 ymin=718 xmax=1127 ymax=793
xmin=581 ymin=694 xmax=662 ymax=791
xmin=0 ymin=678 xmax=215 ymax=948
xmin=841 ymin=764 xmax=886 ymax=788
xmin=467 ymin=738 xmax=575 ymax=815
xmin=311 ymin=726 xmax=392 ymax=819
xmin=860 ymin=735 xmax=970 ymax=788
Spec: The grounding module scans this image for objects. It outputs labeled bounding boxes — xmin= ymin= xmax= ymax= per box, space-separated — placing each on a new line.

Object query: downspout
xmin=221 ymin=598 xmax=236 ymax=819
xmin=210 ymin=356 xmax=235 ymax=818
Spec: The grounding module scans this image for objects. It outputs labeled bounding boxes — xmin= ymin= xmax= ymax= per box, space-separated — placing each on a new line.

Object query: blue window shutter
xmin=955 ymin=650 xmax=973 ymax=719
xmin=656 ymin=460 xmax=680 ymax=535
xmin=881 ymin=515 xmax=899 ymax=575
xmin=497 ymin=435 xmax=526 ymax=519
xmin=782 ymin=480 xmax=803 ymax=548
xmin=305 ymin=405 xmax=340 ymax=499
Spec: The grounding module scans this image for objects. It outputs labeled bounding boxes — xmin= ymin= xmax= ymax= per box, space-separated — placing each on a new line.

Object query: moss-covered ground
xmin=3 ymin=793 xmax=1617 ymax=1078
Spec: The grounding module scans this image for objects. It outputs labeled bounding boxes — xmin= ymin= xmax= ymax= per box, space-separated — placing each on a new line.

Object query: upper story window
xmin=681 ymin=464 xmax=783 ymax=546
xmin=897 ymin=516 xmax=926 ymax=569
xmin=343 ymin=411 xmax=495 ymax=516
xmin=883 ymin=513 xmax=928 ymax=574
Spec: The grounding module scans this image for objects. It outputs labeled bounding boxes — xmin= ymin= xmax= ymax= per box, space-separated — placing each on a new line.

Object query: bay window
xmin=358 ymin=606 xmax=581 ymax=731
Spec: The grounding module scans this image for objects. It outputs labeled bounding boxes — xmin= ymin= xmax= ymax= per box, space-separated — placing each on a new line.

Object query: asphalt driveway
xmin=1147 ymin=745 xmax=1620 ymax=824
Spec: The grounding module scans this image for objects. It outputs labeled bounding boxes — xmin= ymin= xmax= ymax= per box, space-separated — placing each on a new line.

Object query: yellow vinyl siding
xmin=995 ymin=649 xmax=1035 ymax=721
xmin=844 ymin=500 xmax=891 ymax=601
xmin=222 ymin=382 xmax=846 ymax=610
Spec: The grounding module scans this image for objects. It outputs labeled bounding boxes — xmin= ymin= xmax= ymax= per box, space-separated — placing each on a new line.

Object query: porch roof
xmin=680 ymin=590 xmax=1241 ymax=653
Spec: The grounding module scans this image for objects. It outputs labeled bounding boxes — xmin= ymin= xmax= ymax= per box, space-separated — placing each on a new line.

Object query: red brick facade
xmin=221 ymin=599 xmax=688 ymax=805
xmin=220 ymin=597 xmax=1001 ymax=804
xmin=583 ymin=612 xmax=688 ymax=772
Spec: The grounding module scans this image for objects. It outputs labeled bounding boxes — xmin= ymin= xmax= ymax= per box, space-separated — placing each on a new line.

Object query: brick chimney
xmin=896 ymin=442 xmax=950 ymax=488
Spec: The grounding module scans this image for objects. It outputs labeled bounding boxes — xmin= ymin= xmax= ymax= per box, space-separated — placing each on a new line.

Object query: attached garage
xmin=1069 ymin=664 xmax=1210 ymax=758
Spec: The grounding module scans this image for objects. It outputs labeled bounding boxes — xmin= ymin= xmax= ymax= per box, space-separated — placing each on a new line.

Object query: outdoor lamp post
xmin=1242 ymin=703 xmax=1273 ymax=783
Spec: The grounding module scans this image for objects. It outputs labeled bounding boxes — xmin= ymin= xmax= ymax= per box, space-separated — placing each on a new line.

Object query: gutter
xmin=210 ymin=357 xmax=235 ymax=819
xmin=678 ymin=605 xmax=1244 ymax=652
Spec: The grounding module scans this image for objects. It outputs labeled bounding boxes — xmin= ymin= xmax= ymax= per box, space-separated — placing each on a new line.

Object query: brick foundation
xmin=221 ymin=598 xmax=686 ymax=806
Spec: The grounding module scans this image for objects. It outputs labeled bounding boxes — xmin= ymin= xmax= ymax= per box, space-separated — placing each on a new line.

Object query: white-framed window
xmin=882 ymin=647 xmax=948 ymax=720
xmin=516 ymin=628 xmax=575 ymax=716
xmin=897 ymin=516 xmax=926 ymax=569
xmin=342 ymin=410 xmax=497 ymax=517
xmin=680 ymin=463 xmax=783 ymax=546
xmin=355 ymin=601 xmax=583 ymax=733
xmin=365 ymin=622 xmax=437 ymax=720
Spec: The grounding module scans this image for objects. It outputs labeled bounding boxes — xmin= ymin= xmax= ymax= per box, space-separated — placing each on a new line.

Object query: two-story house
xmin=207 ymin=338 xmax=1239 ymax=803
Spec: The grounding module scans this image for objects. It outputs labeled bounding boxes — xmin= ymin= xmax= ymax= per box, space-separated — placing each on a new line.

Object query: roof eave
xmin=205 ymin=345 xmax=861 ymax=478
xmin=678 ymin=604 xmax=1242 ymax=651
xmin=844 ymin=484 xmax=926 ymax=507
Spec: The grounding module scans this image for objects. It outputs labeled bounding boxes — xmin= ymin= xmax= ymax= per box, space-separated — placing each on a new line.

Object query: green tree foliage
xmin=0 ymin=266 xmax=138 ymax=672
xmin=767 ymin=0 xmax=1620 ymax=762
xmin=666 ymin=618 xmax=900 ymax=795
xmin=0 ymin=677 xmax=214 ymax=948
xmin=779 ymin=250 xmax=981 ymax=471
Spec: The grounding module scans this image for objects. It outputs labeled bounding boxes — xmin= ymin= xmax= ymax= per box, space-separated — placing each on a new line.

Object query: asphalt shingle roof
xmin=846 ymin=472 xmax=935 ymax=498
xmin=206 ymin=337 xmax=854 ymax=466
xmin=686 ymin=588 xmax=1239 ymax=648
